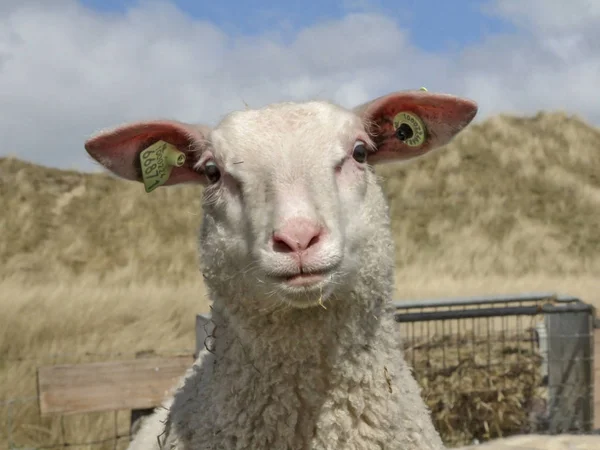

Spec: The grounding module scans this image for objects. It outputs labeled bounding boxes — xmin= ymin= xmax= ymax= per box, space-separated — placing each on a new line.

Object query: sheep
xmin=84 ymin=89 xmax=478 ymax=450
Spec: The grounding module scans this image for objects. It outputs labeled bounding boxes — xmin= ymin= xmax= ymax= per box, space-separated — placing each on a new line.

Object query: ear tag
xmin=392 ymin=111 xmax=427 ymax=147
xmin=139 ymin=140 xmax=186 ymax=193
xmin=419 ymin=86 xmax=428 ymax=91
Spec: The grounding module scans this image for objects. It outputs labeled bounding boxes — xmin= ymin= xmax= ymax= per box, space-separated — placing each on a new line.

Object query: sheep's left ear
xmin=84 ymin=120 xmax=211 ymax=188
xmin=353 ymin=90 xmax=478 ymax=164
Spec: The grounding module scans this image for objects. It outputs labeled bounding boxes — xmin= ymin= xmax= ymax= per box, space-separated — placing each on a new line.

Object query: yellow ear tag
xmin=139 ymin=140 xmax=186 ymax=193
xmin=419 ymin=86 xmax=428 ymax=91
xmin=392 ymin=111 xmax=427 ymax=147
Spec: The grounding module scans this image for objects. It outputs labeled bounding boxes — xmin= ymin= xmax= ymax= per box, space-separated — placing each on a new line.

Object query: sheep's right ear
xmin=84 ymin=120 xmax=211 ymax=187
xmin=353 ymin=90 xmax=478 ymax=164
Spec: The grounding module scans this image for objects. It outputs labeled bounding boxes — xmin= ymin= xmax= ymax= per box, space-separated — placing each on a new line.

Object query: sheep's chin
xmin=270 ymin=274 xmax=338 ymax=309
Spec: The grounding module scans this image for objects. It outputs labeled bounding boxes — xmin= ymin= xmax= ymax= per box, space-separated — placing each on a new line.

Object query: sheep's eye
xmin=352 ymin=141 xmax=368 ymax=163
xmin=204 ymin=162 xmax=221 ymax=184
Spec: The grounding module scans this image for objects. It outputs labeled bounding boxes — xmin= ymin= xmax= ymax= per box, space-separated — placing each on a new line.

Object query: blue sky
xmin=1 ymin=0 xmax=598 ymax=170
xmin=80 ymin=0 xmax=514 ymax=52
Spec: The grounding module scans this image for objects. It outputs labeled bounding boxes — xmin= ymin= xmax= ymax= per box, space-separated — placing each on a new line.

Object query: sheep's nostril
xmin=272 ymin=219 xmax=323 ymax=253
xmin=272 ymin=234 xmax=296 ymax=253
xmin=307 ymin=234 xmax=320 ymax=249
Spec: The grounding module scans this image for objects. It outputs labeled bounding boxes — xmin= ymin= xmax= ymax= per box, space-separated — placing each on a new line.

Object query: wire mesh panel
xmin=545 ymin=304 xmax=595 ymax=434
xmin=393 ymin=293 xmax=596 ymax=448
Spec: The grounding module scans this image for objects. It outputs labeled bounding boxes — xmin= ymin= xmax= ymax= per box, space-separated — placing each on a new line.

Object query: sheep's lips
xmin=284 ymin=272 xmax=326 ymax=287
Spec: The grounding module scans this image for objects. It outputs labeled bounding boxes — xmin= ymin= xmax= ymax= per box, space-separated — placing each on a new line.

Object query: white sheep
xmin=85 ymin=89 xmax=478 ymax=450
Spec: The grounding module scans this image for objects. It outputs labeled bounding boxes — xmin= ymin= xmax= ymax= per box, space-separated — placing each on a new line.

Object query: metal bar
xmin=542 ymin=303 xmax=594 ymax=314
xmin=394 ymin=305 xmax=543 ymax=322
xmin=392 ymin=292 xmax=558 ymax=310
xmin=556 ymin=295 xmax=584 ymax=303
xmin=394 ymin=302 xmax=594 ymax=323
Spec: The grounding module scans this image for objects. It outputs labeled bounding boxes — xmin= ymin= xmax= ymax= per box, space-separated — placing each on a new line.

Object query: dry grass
xmin=408 ymin=333 xmax=546 ymax=447
xmin=0 ymin=278 xmax=210 ymax=450
xmin=1 ymin=110 xmax=600 ymax=448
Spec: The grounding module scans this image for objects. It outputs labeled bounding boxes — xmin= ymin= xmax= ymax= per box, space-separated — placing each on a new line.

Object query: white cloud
xmin=487 ymin=0 xmax=600 ymax=33
xmin=0 ymin=0 xmax=598 ymax=171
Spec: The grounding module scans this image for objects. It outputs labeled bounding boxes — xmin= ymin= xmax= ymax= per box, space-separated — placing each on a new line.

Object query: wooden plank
xmin=594 ymin=329 xmax=600 ymax=429
xmin=38 ymin=356 xmax=192 ymax=416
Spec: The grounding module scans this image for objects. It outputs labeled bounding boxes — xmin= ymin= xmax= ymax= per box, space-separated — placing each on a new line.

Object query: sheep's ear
xmin=353 ymin=90 xmax=478 ymax=164
xmin=84 ymin=120 xmax=211 ymax=187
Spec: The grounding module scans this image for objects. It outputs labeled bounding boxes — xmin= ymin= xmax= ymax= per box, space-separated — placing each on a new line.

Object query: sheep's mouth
xmin=267 ymin=266 xmax=330 ymax=286
xmin=268 ymin=266 xmax=336 ymax=289
xmin=262 ymin=266 xmax=342 ymax=309
xmin=285 ymin=272 xmax=327 ymax=287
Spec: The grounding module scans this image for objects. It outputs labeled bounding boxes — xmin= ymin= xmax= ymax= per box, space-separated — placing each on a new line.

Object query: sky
xmin=1 ymin=0 xmax=599 ymax=172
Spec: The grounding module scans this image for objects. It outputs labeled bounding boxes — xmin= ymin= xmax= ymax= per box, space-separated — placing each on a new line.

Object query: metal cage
xmin=392 ymin=292 xmax=596 ymax=444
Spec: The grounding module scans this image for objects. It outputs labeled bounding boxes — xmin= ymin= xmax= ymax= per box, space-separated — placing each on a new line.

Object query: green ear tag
xmin=139 ymin=140 xmax=186 ymax=193
xmin=419 ymin=86 xmax=428 ymax=91
xmin=392 ymin=111 xmax=427 ymax=147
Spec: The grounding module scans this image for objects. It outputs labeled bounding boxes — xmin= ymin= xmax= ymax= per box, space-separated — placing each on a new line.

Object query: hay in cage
xmin=404 ymin=332 xmax=546 ymax=447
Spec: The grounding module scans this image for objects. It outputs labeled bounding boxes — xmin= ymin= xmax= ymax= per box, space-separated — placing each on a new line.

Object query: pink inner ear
xmin=85 ymin=120 xmax=206 ymax=185
xmin=356 ymin=91 xmax=478 ymax=164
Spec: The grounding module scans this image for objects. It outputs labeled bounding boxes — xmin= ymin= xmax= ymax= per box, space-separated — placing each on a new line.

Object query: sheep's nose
xmin=272 ymin=218 xmax=324 ymax=253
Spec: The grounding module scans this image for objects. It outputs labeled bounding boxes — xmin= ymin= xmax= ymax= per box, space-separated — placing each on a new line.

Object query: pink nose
xmin=272 ymin=218 xmax=324 ymax=253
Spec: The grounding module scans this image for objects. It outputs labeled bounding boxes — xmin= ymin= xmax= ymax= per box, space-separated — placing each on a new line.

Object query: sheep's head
xmin=85 ymin=90 xmax=477 ymax=310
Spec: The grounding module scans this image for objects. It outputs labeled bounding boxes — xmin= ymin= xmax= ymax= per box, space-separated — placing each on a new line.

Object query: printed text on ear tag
xmin=393 ymin=111 xmax=427 ymax=147
xmin=139 ymin=140 xmax=186 ymax=193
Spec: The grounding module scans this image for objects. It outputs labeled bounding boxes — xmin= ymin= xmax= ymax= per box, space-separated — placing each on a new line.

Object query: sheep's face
xmin=84 ymin=90 xmax=477 ymax=310
xmin=197 ymin=102 xmax=378 ymax=308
